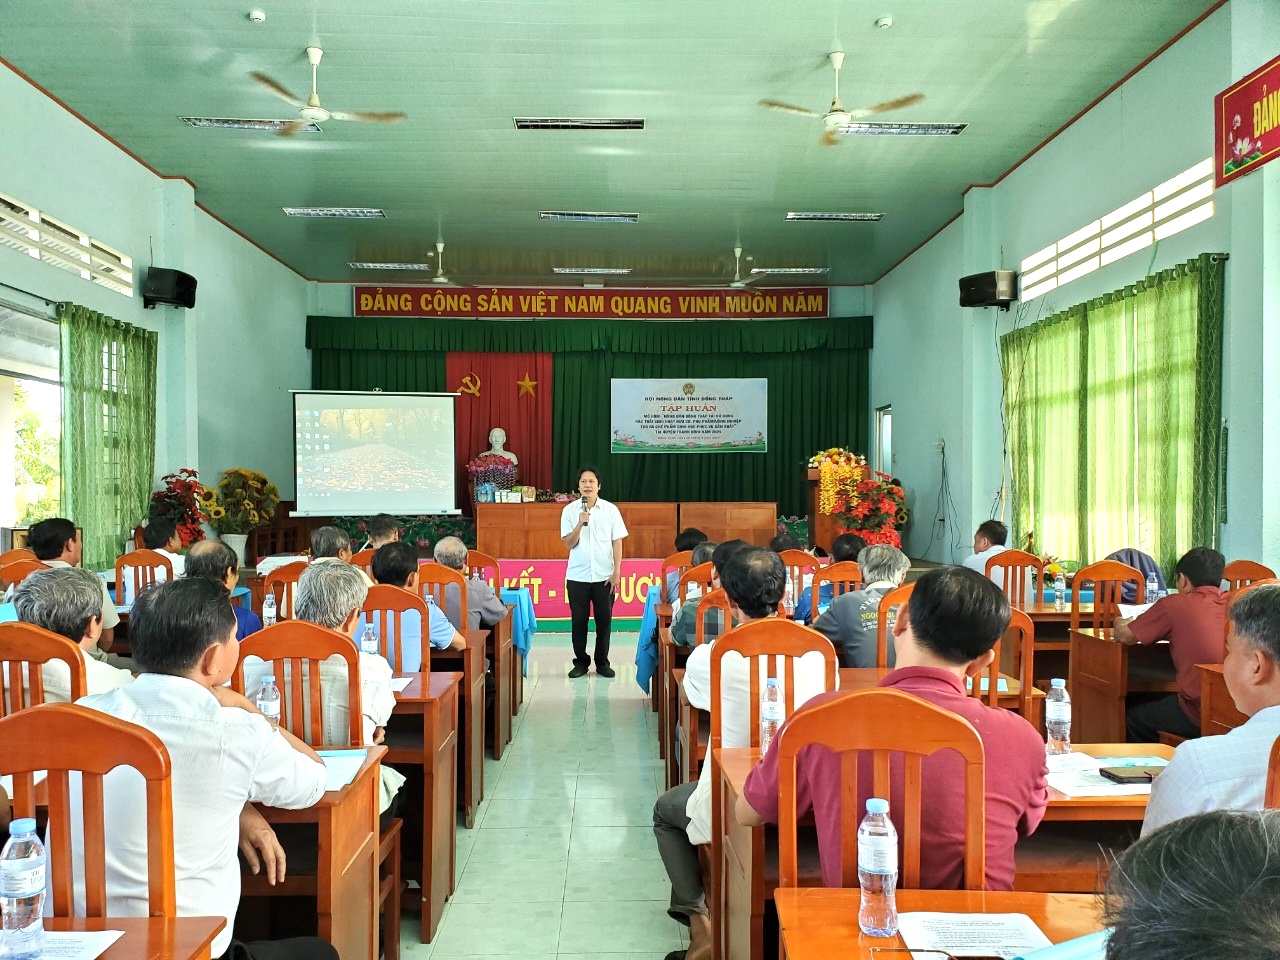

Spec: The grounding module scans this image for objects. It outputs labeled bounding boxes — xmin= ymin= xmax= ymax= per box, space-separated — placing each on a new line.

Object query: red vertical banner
xmin=445 ymin=352 xmax=554 ymax=510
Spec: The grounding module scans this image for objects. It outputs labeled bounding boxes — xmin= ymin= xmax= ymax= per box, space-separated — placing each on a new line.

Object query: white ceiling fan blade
xmin=758 ymin=99 xmax=821 ymax=118
xmin=328 ymin=109 xmax=408 ymax=123
xmin=250 ymin=72 xmax=305 ymax=108
xmin=847 ymin=92 xmax=925 ymax=119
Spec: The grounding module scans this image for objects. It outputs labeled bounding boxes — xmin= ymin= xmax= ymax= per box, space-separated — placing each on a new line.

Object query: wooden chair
xmin=677 ymin=562 xmax=716 ymax=605
xmin=969 ymin=609 xmax=1037 ymax=724
xmin=693 ymin=588 xmax=734 ymax=647
xmin=1070 ymin=559 xmax=1143 ymax=633
xmin=264 ymin=560 xmax=310 ymax=620
xmin=0 ymin=702 xmax=176 ymax=918
xmin=658 ymin=566 xmax=718 ymax=777
xmin=0 ymin=548 xmax=36 ymax=566
xmin=131 ymin=525 xmax=146 ymax=549
xmin=349 ymin=549 xmax=376 ymax=578
xmin=1225 ymin=560 xmax=1277 ymax=591
xmin=467 ymin=550 xmax=502 ymax=590
xmin=416 ymin=562 xmax=468 ymax=633
xmin=114 ymin=549 xmax=174 ymax=604
xmin=233 ymin=621 xmax=363 ymax=747
xmin=775 ymin=688 xmax=986 ymax=889
xmin=662 ymin=550 xmax=694 ymax=604
xmin=985 ymin=549 xmax=1045 ymax=609
xmin=362 ymin=583 xmax=431 ymax=673
xmin=0 ymin=622 xmax=87 ymax=716
xmin=669 ymin=588 xmax=739 ymax=786
xmin=1266 ymin=735 xmax=1280 ymax=809
xmin=778 ymin=549 xmax=820 ymax=606
xmin=0 ymin=558 xmax=49 ymax=590
xmin=874 ymin=582 xmax=916 ymax=668
xmin=808 ymin=561 xmax=863 ymax=617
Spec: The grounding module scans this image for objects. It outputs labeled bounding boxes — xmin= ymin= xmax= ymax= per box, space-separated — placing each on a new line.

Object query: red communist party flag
xmin=445 ymin=352 xmax=553 ymax=508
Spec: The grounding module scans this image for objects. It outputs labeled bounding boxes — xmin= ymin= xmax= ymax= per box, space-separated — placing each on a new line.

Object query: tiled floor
xmin=402 ymin=633 xmax=687 ymax=959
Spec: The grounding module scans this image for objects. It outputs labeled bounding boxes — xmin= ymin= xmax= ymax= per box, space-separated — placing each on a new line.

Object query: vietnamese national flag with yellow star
xmin=445 ymin=352 xmax=553 ymax=500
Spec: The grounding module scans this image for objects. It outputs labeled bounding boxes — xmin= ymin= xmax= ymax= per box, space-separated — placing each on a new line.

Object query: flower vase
xmin=221 ymin=533 xmax=250 ymax=569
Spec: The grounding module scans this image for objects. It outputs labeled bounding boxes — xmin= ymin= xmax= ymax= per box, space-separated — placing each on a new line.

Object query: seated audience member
xmin=185 ymin=540 xmax=261 ymax=640
xmin=1141 ymin=583 xmax=1280 ymax=835
xmin=669 ymin=539 xmax=747 ymax=647
xmin=118 ymin=516 xmax=185 ymax=604
xmin=79 ymin=578 xmax=334 ymax=960
xmin=309 ymin=525 xmax=374 ymax=587
xmin=361 ymin=541 xmax=465 ymax=668
xmin=812 ymin=544 xmax=911 ymax=667
xmin=13 ymin=567 xmax=132 ymax=700
xmin=245 ymin=563 xmax=403 ymax=818
xmin=666 ymin=540 xmax=717 ymax=649
xmin=432 ymin=536 xmax=507 ymax=630
xmin=768 ymin=533 xmax=804 ymax=553
xmin=364 ymin=513 xmax=400 ymax=550
xmin=793 ymin=532 xmax=866 ymax=624
xmin=28 ymin=517 xmax=120 ymax=657
xmin=1115 ymin=547 xmax=1228 ymax=742
xmin=666 ymin=528 xmax=709 ymax=603
xmin=653 ymin=547 xmax=831 ymax=960
xmin=737 ymin=566 xmax=1048 ymax=891
xmin=961 ymin=520 xmax=1008 ymax=580
xmin=1105 ymin=810 xmax=1280 ymax=960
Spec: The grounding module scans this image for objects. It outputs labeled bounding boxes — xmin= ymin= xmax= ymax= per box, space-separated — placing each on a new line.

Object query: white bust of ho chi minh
xmin=486 ymin=427 xmax=518 ymax=464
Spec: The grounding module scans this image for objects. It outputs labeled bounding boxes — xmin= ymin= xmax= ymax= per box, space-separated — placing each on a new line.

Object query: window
xmin=875 ymin=406 xmax=893 ymax=475
xmin=0 ymin=302 xmax=61 ymax=526
xmin=0 ymin=192 xmax=133 ymax=297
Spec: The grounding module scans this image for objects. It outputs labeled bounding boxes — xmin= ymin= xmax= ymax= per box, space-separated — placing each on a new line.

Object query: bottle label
xmin=1046 ymin=702 xmax=1071 ymax=723
xmin=760 ymin=702 xmax=784 ymax=724
xmin=260 ymin=701 xmax=281 ymax=721
xmin=858 ymin=835 xmax=896 ymax=874
xmin=0 ymin=858 xmax=46 ymax=897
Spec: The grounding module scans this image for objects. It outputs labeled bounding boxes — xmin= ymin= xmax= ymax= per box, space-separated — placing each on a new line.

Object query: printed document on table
xmin=390 ymin=676 xmax=414 ymax=693
xmin=1117 ymin=602 xmax=1154 ymax=620
xmin=317 ymin=749 xmax=368 ymax=791
xmin=897 ymin=912 xmax=1052 ymax=959
xmin=1045 ymin=753 xmax=1167 ymax=797
xmin=1015 ymin=929 xmax=1110 ymax=960
xmin=43 ymin=930 xmax=125 ymax=960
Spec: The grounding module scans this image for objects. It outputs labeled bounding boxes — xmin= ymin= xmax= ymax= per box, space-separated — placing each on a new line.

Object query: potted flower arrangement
xmin=149 ymin=468 xmax=208 ymax=546
xmin=466 ymin=453 xmax=518 ymax=503
xmin=808 ymin=448 xmax=908 ymax=547
xmin=200 ymin=468 xmax=280 ymax=566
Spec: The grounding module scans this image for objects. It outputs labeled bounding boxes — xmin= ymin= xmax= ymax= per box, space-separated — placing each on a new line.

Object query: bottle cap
xmin=9 ymin=818 xmax=36 ymax=836
xmin=764 ymin=677 xmax=781 ymax=686
xmin=265 ymin=674 xmax=276 ymax=683
xmin=1051 ymin=678 xmax=1065 ymax=688
xmin=866 ymin=798 xmax=889 ymax=815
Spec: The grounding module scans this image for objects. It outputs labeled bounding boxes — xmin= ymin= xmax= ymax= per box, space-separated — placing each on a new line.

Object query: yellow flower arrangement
xmin=206 ymin=467 xmax=279 ymax=535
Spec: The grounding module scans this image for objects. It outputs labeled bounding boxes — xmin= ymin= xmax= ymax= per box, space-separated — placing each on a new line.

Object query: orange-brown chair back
xmin=0 ymin=549 xmax=37 ymax=566
xmin=416 ymin=562 xmax=469 ymax=633
xmin=350 ymin=549 xmax=376 ymax=578
xmin=778 ymin=549 xmax=819 ymax=604
xmin=234 ymin=621 xmax=363 ymax=747
xmin=677 ymin=562 xmax=716 ymax=605
xmin=662 ymin=551 xmax=694 ymax=604
xmin=264 ymin=560 xmax=310 ymax=620
xmin=0 ymin=622 xmax=87 ymax=716
xmin=968 ymin=608 xmax=1035 ymax=718
xmin=1224 ymin=560 xmax=1277 ymax=591
xmin=875 ymin=582 xmax=916 ymax=668
xmin=1266 ymin=735 xmax=1280 ymax=809
xmin=467 ymin=550 xmax=502 ymax=590
xmin=694 ymin=587 xmax=734 ymax=647
xmin=985 ymin=549 xmax=1044 ymax=609
xmin=775 ymin=688 xmax=986 ymax=890
xmin=809 ymin=561 xmax=863 ymax=614
xmin=0 ymin=703 xmax=176 ymax=918
xmin=114 ymin=550 xmax=174 ymax=604
xmin=131 ymin=525 xmax=146 ymax=549
xmin=1071 ymin=560 xmax=1143 ymax=632
xmin=363 ymin=583 xmax=430 ymax=674
xmin=0 ymin=559 xmax=49 ymax=590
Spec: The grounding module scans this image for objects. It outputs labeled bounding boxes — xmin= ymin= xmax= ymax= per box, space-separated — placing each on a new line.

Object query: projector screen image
xmin=293 ymin=391 xmax=457 ymax=516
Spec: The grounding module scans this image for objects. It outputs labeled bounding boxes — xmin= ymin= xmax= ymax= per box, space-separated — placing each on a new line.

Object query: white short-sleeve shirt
xmin=561 ymin=497 xmax=628 ymax=582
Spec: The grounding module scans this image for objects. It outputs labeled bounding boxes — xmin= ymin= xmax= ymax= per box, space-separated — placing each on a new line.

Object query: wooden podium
xmin=806 ymin=468 xmax=841 ymax=553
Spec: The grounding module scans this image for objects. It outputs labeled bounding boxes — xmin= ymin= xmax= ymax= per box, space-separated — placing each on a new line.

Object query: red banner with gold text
xmin=1216 ymin=52 xmax=1280 ymax=187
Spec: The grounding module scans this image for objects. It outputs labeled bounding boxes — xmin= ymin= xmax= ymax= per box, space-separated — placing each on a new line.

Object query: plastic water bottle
xmin=1053 ymin=573 xmax=1066 ymax=612
xmin=1046 ymin=679 xmax=1072 ymax=755
xmin=361 ymin=624 xmax=379 ymax=657
xmin=1145 ymin=571 xmax=1159 ymax=603
xmin=760 ymin=678 xmax=783 ymax=753
xmin=857 ymin=798 xmax=899 ymax=937
xmin=262 ymin=592 xmax=277 ymax=627
xmin=255 ymin=674 xmax=281 ymax=729
xmin=782 ymin=582 xmax=796 ymax=618
xmin=0 ymin=818 xmax=46 ymax=960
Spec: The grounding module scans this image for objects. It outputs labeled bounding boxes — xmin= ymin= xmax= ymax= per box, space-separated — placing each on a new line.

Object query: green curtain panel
xmin=58 ymin=303 xmax=158 ymax=571
xmin=1000 ymin=253 xmax=1225 ymax=573
xmin=308 ymin=316 xmax=873 ymax=517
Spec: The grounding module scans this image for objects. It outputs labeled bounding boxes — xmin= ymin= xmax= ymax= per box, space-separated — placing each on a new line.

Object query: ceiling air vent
xmin=539 ymin=211 xmax=639 ymax=223
xmin=181 ymin=117 xmax=322 ymax=133
xmin=785 ymin=212 xmax=884 ymax=221
xmin=839 ymin=121 xmax=967 ymax=136
xmin=515 ymin=117 xmax=644 ymax=130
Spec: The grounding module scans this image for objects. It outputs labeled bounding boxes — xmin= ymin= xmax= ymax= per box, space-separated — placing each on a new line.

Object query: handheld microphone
xmin=581 ymin=495 xmax=590 ymax=526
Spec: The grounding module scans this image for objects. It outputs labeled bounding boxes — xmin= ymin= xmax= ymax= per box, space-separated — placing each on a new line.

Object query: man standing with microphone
xmin=561 ymin=466 xmax=628 ymax=678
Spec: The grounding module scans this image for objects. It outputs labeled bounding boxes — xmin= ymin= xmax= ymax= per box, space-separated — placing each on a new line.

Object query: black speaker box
xmin=958 ymin=269 xmax=1017 ymax=309
xmin=143 ymin=267 xmax=197 ymax=309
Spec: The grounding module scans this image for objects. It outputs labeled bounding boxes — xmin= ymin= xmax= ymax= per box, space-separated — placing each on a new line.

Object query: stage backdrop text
xmin=610 ymin=378 xmax=768 ymax=454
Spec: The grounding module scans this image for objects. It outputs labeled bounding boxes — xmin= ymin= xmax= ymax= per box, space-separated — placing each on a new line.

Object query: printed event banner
xmin=497 ymin=558 xmax=661 ymax=620
xmin=610 ymin=378 xmax=767 ymax=454
xmin=1216 ymin=51 xmax=1280 ymax=187
xmin=352 ymin=285 xmax=828 ymax=319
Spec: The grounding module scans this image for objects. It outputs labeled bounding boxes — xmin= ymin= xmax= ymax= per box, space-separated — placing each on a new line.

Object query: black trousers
xmin=220 ymin=938 xmax=338 ymax=960
xmin=567 ymin=578 xmax=614 ymax=668
xmin=1125 ymin=692 xmax=1201 ymax=742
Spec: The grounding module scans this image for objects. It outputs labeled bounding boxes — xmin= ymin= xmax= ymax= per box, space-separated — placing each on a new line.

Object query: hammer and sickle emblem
xmin=459 ymin=373 xmax=481 ymax=397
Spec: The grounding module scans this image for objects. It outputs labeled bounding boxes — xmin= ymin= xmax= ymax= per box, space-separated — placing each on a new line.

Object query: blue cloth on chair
xmin=1105 ymin=548 xmax=1166 ymax=602
xmin=634 ymin=589 xmax=662 ymax=694
xmin=500 ymin=587 xmax=537 ymax=676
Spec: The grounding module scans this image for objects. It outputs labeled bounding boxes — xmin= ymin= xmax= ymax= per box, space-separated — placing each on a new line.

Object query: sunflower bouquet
xmin=201 ymin=468 xmax=280 ymax=535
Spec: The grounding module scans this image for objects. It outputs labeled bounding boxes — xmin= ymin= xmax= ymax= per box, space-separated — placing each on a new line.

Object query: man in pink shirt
xmin=735 ymin=565 xmax=1049 ymax=891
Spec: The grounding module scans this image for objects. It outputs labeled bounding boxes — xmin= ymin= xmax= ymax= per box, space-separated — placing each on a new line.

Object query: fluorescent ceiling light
xmin=515 ymin=117 xmax=644 ymax=130
xmin=839 ymin=121 xmax=967 ymax=136
xmin=181 ymin=117 xmax=322 ymax=133
xmin=539 ymin=211 xmax=639 ymax=223
xmin=348 ymin=262 xmax=431 ymax=270
xmin=749 ymin=267 xmax=829 ymax=275
xmin=282 ymin=207 xmax=385 ymax=218
xmin=785 ymin=212 xmax=884 ymax=221
xmin=552 ymin=267 xmax=633 ymax=275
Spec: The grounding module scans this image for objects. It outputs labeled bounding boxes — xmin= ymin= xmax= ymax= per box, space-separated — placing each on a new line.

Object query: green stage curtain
xmin=308 ymin=317 xmax=873 ymax=516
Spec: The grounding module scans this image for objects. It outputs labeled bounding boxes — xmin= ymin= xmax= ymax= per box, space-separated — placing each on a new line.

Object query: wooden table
xmin=774 ymin=888 xmax=1102 ymax=960
xmin=1199 ymin=662 xmax=1247 ymax=735
xmin=253 ymin=744 xmax=385 ymax=960
xmin=388 ymin=671 xmax=461 ymax=943
xmin=662 ymin=630 xmax=694 ymax=788
xmin=485 ymin=612 xmax=513 ymax=759
xmin=431 ymin=629 xmax=486 ymax=827
xmin=46 ymin=917 xmax=227 ymax=960
xmin=1069 ymin=629 xmax=1176 ymax=742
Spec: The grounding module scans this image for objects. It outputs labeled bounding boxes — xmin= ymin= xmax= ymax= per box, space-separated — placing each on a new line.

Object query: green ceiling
xmin=3 ymin=0 xmax=1219 ymax=285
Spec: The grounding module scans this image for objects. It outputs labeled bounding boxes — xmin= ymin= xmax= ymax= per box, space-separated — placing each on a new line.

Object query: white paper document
xmin=1015 ymin=929 xmax=1110 ymax=960
xmin=43 ymin=930 xmax=125 ymax=960
xmin=1045 ymin=753 xmax=1168 ymax=797
xmin=389 ymin=676 xmax=414 ymax=693
xmin=317 ymin=749 xmax=368 ymax=791
xmin=1117 ymin=602 xmax=1154 ymax=620
xmin=898 ymin=912 xmax=1052 ymax=959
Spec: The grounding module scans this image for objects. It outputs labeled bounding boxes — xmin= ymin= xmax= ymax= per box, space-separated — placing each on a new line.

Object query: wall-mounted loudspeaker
xmin=143 ymin=267 xmax=197 ymax=309
xmin=958 ymin=269 xmax=1017 ymax=310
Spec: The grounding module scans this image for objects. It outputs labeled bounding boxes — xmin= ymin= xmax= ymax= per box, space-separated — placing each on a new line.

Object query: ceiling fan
xmin=251 ymin=46 xmax=407 ymax=137
xmin=695 ymin=246 xmax=765 ymax=288
xmin=429 ymin=241 xmax=458 ymax=285
xmin=759 ymin=50 xmax=923 ymax=146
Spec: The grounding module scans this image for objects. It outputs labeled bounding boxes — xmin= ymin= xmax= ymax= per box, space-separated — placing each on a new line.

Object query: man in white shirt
xmin=12 ymin=567 xmax=132 ymax=701
xmin=1142 ymin=583 xmax=1280 ymax=836
xmin=961 ymin=520 xmax=1009 ymax=581
xmin=27 ymin=517 xmax=120 ymax=657
xmin=117 ymin=517 xmax=186 ymax=604
xmin=78 ymin=577 xmax=335 ymax=960
xmin=652 ymin=547 xmax=834 ymax=960
xmin=309 ymin=525 xmax=374 ymax=588
xmin=560 ymin=466 xmax=628 ymax=678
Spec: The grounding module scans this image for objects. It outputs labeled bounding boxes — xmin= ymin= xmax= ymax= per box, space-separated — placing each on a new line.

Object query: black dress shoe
xmin=664 ymin=952 xmax=687 ymax=960
xmin=596 ymin=664 xmax=616 ymax=678
xmin=568 ymin=664 xmax=589 ymax=679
